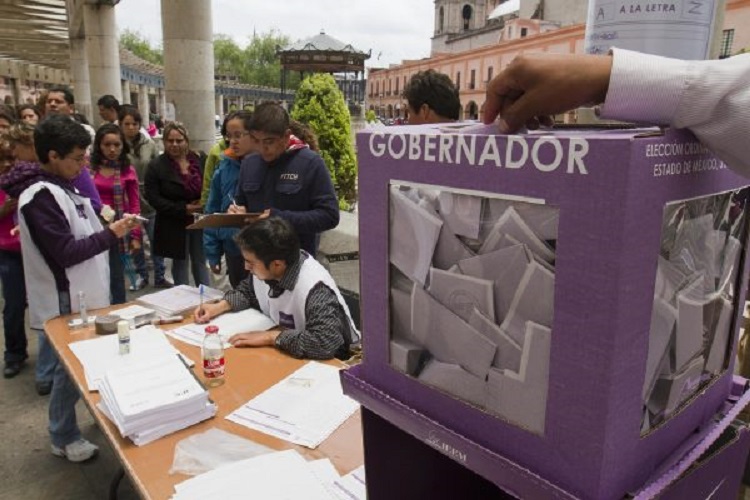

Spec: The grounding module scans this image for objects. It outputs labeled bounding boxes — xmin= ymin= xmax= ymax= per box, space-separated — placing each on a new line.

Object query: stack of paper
xmin=109 ymin=304 xmax=156 ymax=326
xmin=172 ymin=449 xmax=366 ymax=500
xmin=166 ymin=308 xmax=276 ymax=349
xmin=227 ymin=362 xmax=359 ymax=448
xmin=137 ymin=284 xmax=224 ymax=317
xmin=70 ymin=326 xmax=193 ymax=391
xmin=98 ymin=353 xmax=216 ymax=446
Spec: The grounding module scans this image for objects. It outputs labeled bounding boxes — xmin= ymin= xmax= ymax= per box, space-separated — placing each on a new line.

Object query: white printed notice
xmin=226 ymin=362 xmax=359 ymax=448
xmin=585 ymin=0 xmax=720 ymax=60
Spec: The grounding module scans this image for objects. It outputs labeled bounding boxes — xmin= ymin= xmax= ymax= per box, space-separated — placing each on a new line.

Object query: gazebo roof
xmin=283 ymin=30 xmax=369 ymax=56
xmin=278 ymin=30 xmax=370 ymax=73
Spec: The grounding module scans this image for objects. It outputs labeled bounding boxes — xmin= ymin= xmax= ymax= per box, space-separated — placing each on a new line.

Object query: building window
xmin=462 ymin=5 xmax=473 ymax=31
xmin=439 ymin=7 xmax=445 ymax=33
xmin=395 ymin=77 xmax=399 ymax=95
xmin=470 ymin=69 xmax=476 ymax=90
xmin=508 ymin=26 xmax=513 ymax=38
xmin=720 ymin=29 xmax=735 ymax=59
xmin=487 ymin=66 xmax=494 ymax=84
xmin=521 ymin=27 xmax=528 ymax=37
xmin=456 ymin=71 xmax=461 ymax=90
xmin=376 ymin=81 xmax=379 ymax=95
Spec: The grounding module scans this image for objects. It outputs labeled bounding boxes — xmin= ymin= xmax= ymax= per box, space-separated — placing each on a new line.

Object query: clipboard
xmin=187 ymin=213 xmax=261 ymax=229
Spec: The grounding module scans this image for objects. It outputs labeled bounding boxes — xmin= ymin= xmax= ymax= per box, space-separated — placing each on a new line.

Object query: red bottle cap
xmin=205 ymin=325 xmax=219 ymax=334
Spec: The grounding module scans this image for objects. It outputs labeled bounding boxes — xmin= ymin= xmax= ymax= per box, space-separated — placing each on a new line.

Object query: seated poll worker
xmin=194 ymin=217 xmax=359 ymax=360
xmin=227 ymin=102 xmax=339 ymax=257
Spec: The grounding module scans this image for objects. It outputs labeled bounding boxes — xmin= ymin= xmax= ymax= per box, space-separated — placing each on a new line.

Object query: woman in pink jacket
xmin=0 ymin=133 xmax=27 ymax=378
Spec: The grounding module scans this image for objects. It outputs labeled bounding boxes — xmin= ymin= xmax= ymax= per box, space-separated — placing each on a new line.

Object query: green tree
xmin=291 ymin=74 xmax=357 ymax=211
xmin=213 ymin=30 xmax=301 ymax=90
xmin=120 ymin=29 xmax=163 ymax=65
xmin=365 ymin=109 xmax=377 ymax=123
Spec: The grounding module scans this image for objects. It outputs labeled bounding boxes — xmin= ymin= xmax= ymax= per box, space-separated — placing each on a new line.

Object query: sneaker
xmin=154 ymin=278 xmax=174 ymax=289
xmin=129 ymin=276 xmax=147 ymax=291
xmin=3 ymin=360 xmax=25 ymax=379
xmin=51 ymin=438 xmax=99 ymax=463
xmin=36 ymin=380 xmax=53 ymax=396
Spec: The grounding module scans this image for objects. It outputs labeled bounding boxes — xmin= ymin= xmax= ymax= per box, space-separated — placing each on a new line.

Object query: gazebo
xmin=277 ymin=30 xmax=371 ymax=105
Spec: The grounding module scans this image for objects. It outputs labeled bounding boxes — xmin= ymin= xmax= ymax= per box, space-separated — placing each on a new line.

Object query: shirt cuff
xmin=599 ymin=48 xmax=694 ymax=126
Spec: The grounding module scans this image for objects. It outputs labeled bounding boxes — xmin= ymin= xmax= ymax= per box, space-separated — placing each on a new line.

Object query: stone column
xmin=215 ymin=92 xmax=224 ymax=118
xmin=11 ymin=78 xmax=23 ymax=106
xmin=83 ymin=2 xmax=121 ymax=126
xmin=138 ymin=84 xmax=151 ymax=118
xmin=68 ymin=37 xmax=93 ymax=122
xmin=156 ymin=87 xmax=167 ymax=118
xmin=161 ymin=0 xmax=215 ymax=153
xmin=121 ymin=80 xmax=131 ymax=104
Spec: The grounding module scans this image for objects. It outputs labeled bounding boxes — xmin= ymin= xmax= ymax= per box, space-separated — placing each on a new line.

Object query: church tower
xmin=432 ymin=0 xmax=489 ymax=54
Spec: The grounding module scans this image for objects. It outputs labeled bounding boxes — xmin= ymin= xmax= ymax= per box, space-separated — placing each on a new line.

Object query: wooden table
xmin=45 ymin=307 xmax=364 ymax=500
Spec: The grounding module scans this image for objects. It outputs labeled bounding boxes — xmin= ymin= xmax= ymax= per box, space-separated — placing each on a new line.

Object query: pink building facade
xmin=369 ymin=0 xmax=750 ymax=121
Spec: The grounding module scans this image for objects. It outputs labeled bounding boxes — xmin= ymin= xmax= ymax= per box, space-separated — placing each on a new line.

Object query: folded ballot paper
xmin=98 ymin=353 xmax=216 ymax=446
xmin=388 ymin=183 xmax=558 ymax=434
xmin=172 ymin=449 xmax=366 ymax=500
xmin=641 ymin=191 xmax=747 ymax=433
xmin=137 ymin=284 xmax=224 ymax=317
xmin=227 ymin=362 xmax=359 ymax=448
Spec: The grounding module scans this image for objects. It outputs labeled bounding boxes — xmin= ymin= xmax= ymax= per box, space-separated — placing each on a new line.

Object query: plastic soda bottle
xmin=202 ymin=325 xmax=225 ymax=387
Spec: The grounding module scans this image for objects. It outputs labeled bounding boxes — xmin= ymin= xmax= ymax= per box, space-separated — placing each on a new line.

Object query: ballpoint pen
xmin=199 ymin=284 xmax=204 ymax=316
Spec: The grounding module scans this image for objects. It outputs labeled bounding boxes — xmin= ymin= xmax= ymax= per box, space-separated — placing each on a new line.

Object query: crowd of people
xmin=1 ymin=46 xmax=747 ymax=469
xmin=0 ymin=90 xmax=357 ymax=464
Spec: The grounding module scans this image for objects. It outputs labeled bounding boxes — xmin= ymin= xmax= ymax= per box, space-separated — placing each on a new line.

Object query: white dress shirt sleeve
xmin=600 ymin=48 xmax=750 ymax=177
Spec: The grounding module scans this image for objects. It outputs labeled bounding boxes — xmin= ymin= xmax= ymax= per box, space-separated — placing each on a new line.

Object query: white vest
xmin=18 ymin=181 xmax=110 ymax=329
xmin=253 ymin=255 xmax=360 ymax=344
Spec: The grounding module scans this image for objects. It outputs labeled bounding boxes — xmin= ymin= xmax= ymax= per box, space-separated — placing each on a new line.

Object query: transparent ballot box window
xmin=387 ymin=182 xmax=559 ymax=435
xmin=642 ymin=188 xmax=749 ymax=435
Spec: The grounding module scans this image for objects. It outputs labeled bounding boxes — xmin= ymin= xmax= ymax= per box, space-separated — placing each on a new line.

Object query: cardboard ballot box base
xmin=342 ymin=367 xmax=750 ymax=500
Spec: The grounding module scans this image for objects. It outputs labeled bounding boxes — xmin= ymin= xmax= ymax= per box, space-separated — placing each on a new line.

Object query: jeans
xmin=172 ymin=230 xmax=210 ymax=286
xmin=44 ymin=291 xmax=82 ymax=448
xmin=226 ymin=252 xmax=249 ymax=289
xmin=133 ymin=214 xmax=165 ymax=283
xmin=0 ymin=250 xmax=28 ymax=363
xmin=36 ymin=330 xmax=57 ymax=384
xmin=108 ymin=247 xmax=126 ymax=305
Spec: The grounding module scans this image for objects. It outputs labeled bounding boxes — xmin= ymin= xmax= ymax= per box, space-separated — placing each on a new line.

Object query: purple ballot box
xmin=355 ymin=123 xmax=750 ymax=499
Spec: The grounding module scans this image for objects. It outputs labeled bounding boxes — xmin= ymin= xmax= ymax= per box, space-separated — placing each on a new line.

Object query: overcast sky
xmin=115 ymin=0 xmax=435 ymax=69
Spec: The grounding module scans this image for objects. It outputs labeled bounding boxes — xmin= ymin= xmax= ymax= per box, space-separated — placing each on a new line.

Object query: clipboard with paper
xmin=187 ymin=213 xmax=262 ymax=229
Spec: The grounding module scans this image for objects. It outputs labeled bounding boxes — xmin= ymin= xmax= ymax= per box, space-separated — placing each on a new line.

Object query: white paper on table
xmin=226 ymin=362 xmax=359 ymax=449
xmin=331 ymin=465 xmax=367 ymax=500
xmin=166 ymin=309 xmax=274 ymax=349
xmin=70 ymin=326 xmax=187 ymax=391
xmin=308 ymin=459 xmax=346 ymax=500
xmin=109 ymin=304 xmax=155 ymax=320
xmin=172 ymin=449 xmax=336 ymax=500
xmin=137 ymin=284 xmax=224 ymax=316
xmin=101 ymin=354 xmax=207 ymax=419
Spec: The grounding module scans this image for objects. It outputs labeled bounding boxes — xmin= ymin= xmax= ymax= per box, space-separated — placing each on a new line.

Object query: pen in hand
xmin=199 ymin=284 xmax=204 ymax=316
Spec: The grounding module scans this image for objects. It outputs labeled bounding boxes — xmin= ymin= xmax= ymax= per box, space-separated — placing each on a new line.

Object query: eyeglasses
xmin=227 ymin=131 xmax=251 ymax=141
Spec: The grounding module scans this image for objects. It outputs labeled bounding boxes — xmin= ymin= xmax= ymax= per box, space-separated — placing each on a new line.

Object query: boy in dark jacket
xmin=228 ymin=103 xmax=339 ymax=256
